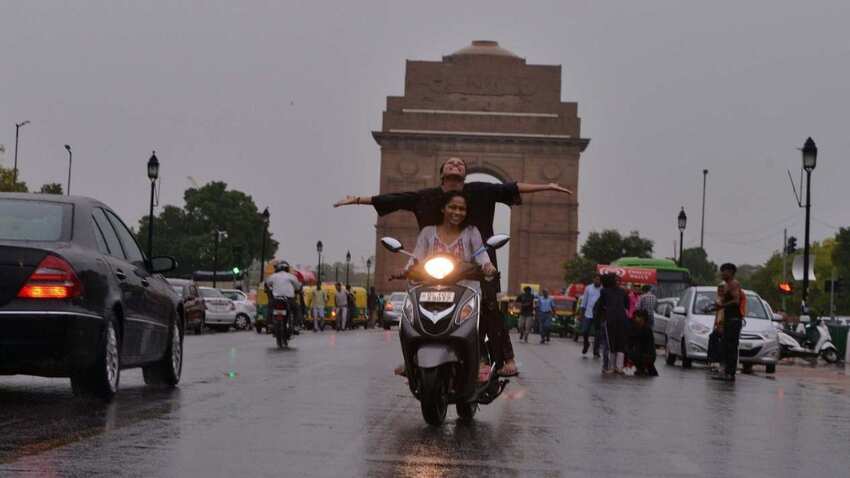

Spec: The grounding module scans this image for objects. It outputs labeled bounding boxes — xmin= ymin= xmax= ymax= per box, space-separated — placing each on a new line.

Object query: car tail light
xmin=18 ymin=255 xmax=83 ymax=299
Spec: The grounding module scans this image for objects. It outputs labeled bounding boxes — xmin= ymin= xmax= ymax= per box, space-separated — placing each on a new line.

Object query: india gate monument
xmin=372 ymin=41 xmax=590 ymax=294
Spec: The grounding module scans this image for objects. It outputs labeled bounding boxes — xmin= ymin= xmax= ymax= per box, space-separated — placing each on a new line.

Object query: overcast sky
xmin=3 ymin=1 xmax=849 ymax=273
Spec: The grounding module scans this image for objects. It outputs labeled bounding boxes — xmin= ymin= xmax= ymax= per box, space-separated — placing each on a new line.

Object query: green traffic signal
xmin=232 ymin=267 xmax=240 ymax=275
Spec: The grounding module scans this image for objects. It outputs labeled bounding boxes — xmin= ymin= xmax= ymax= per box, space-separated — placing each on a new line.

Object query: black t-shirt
xmin=371 ymin=181 xmax=522 ymax=268
xmin=518 ymin=292 xmax=535 ymax=316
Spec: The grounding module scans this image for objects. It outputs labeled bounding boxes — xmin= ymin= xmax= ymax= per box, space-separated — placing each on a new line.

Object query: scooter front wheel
xmin=419 ymin=367 xmax=448 ymax=426
xmin=821 ymin=347 xmax=839 ymax=364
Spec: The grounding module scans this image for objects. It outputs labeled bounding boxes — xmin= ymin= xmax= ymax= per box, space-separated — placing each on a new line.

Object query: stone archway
xmin=372 ymin=41 xmax=590 ymax=294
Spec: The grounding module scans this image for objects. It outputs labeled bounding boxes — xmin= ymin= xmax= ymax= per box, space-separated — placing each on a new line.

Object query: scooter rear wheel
xmin=419 ymin=368 xmax=448 ymax=426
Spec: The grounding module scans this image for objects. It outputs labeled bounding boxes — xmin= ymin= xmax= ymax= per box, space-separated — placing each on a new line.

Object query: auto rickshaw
xmin=304 ymin=284 xmax=368 ymax=328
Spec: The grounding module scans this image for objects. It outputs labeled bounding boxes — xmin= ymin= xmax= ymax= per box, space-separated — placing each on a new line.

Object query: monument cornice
xmin=372 ymin=130 xmax=590 ymax=151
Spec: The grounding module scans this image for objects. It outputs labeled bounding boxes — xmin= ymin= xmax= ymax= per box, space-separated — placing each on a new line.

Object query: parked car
xmin=652 ymin=297 xmax=679 ymax=346
xmin=0 ymin=193 xmax=182 ymax=400
xmin=198 ymin=287 xmax=237 ymax=331
xmin=167 ymin=278 xmax=206 ymax=334
xmin=220 ymin=288 xmax=256 ymax=330
xmin=383 ymin=292 xmax=406 ymax=329
xmin=665 ymin=286 xmax=779 ymax=373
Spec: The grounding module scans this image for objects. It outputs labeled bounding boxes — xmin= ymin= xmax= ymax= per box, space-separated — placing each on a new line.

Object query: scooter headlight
xmin=424 ymin=256 xmax=455 ymax=280
xmin=456 ymin=297 xmax=477 ymax=324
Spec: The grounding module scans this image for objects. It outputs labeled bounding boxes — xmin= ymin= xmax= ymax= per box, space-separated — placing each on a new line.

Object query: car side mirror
xmin=486 ymin=234 xmax=510 ymax=250
xmin=150 ymin=256 xmax=178 ymax=274
xmin=380 ymin=237 xmax=403 ymax=253
xmin=673 ymin=306 xmax=686 ymax=316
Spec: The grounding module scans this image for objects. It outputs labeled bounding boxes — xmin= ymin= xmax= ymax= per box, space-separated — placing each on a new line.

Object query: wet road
xmin=2 ymin=328 xmax=850 ymax=477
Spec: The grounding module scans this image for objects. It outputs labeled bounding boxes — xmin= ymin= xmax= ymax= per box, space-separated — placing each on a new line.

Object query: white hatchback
xmin=198 ymin=287 xmax=238 ymax=331
xmin=665 ymin=286 xmax=779 ymax=373
xmin=221 ymin=289 xmax=256 ymax=330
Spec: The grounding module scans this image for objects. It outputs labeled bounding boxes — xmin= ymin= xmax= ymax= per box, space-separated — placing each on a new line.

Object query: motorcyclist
xmin=335 ymin=157 xmax=574 ymax=377
xmin=264 ymin=261 xmax=303 ymax=337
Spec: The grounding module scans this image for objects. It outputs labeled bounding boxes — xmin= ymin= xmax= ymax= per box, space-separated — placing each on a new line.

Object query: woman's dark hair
xmin=440 ymin=191 xmax=470 ymax=227
xmin=601 ymin=273 xmax=618 ymax=288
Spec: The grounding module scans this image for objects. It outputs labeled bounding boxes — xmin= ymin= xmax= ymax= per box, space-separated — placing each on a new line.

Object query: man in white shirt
xmin=265 ymin=262 xmax=302 ymax=335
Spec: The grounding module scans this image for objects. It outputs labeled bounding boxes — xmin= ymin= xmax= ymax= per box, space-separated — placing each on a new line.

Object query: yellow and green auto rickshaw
xmin=303 ymin=284 xmax=368 ymax=328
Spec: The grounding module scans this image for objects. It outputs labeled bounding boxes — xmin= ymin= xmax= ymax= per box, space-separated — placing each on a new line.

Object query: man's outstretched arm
xmin=517 ymin=183 xmax=574 ymax=195
xmin=334 ymin=195 xmax=373 ymax=207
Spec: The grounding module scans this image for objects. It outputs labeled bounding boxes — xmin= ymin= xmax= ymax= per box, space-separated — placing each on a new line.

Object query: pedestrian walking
xmin=312 ymin=286 xmax=326 ymax=332
xmin=579 ymin=274 xmax=602 ymax=356
xmin=537 ymin=289 xmax=555 ymax=344
xmin=517 ymin=286 xmax=535 ymax=342
xmin=713 ymin=264 xmax=746 ymax=382
xmin=595 ymin=273 xmax=629 ymax=374
xmin=367 ymin=287 xmax=378 ymax=329
xmin=377 ymin=294 xmax=386 ymax=328
xmin=345 ymin=285 xmax=356 ymax=330
xmin=334 ymin=283 xmax=348 ymax=331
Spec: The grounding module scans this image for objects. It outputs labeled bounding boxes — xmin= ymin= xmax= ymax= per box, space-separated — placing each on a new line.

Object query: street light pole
xmin=801 ymin=137 xmax=817 ymax=313
xmin=316 ymin=241 xmax=323 ymax=287
xmin=259 ymin=208 xmax=270 ymax=286
xmin=345 ymin=250 xmax=351 ymax=288
xmin=64 ymin=145 xmax=72 ymax=195
xmin=677 ymin=207 xmax=687 ymax=266
xmin=146 ymin=152 xmax=159 ymax=260
xmin=13 ymin=120 xmax=30 ymax=185
xmin=212 ymin=230 xmax=227 ymax=288
xmin=700 ymin=169 xmax=708 ymax=250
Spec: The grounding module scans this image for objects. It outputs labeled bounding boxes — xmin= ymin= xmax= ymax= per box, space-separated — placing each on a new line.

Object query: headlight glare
xmin=424 ymin=257 xmax=455 ymax=279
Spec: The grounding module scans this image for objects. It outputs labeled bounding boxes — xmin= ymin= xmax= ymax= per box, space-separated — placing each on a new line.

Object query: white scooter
xmin=777 ymin=317 xmax=840 ymax=364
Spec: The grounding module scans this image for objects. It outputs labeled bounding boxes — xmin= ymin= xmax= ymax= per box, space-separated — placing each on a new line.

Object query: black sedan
xmin=0 ymin=193 xmax=183 ymax=401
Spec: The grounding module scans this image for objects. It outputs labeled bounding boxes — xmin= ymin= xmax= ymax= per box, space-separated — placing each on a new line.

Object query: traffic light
xmin=786 ymin=236 xmax=798 ymax=255
xmin=778 ymin=281 xmax=794 ymax=295
xmin=232 ymin=266 xmax=241 ymax=278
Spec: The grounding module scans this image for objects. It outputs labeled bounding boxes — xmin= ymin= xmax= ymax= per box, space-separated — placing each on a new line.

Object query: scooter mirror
xmin=486 ymin=234 xmax=510 ymax=250
xmin=380 ymin=237 xmax=404 ymax=253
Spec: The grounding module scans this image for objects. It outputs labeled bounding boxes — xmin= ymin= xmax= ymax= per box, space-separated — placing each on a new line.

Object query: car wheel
xmin=681 ymin=339 xmax=692 ymax=368
xmin=234 ymin=314 xmax=250 ymax=331
xmin=72 ymin=316 xmax=120 ymax=401
xmin=766 ymin=364 xmax=776 ymax=374
xmin=143 ymin=319 xmax=183 ymax=387
xmin=741 ymin=363 xmax=754 ymax=374
xmin=383 ymin=321 xmax=391 ymax=330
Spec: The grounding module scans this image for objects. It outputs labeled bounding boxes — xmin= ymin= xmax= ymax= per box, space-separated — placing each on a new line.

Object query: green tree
xmin=0 ymin=166 xmax=28 ymax=192
xmin=39 ymin=183 xmax=63 ymax=195
xmin=580 ymin=229 xmax=654 ymax=265
xmin=563 ymin=256 xmax=597 ymax=285
xmin=832 ymin=228 xmax=850 ymax=315
xmin=680 ymin=247 xmax=717 ymax=285
xmin=137 ymin=182 xmax=278 ymax=278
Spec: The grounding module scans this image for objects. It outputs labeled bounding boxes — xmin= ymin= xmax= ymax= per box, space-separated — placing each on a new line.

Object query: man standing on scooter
xmin=334 ymin=157 xmax=573 ymax=377
xmin=713 ymin=263 xmax=745 ymax=382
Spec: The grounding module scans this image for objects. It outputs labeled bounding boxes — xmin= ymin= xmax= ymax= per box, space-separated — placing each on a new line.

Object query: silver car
xmin=652 ymin=297 xmax=678 ymax=347
xmin=221 ymin=289 xmax=256 ymax=331
xmin=198 ymin=287 xmax=238 ymax=331
xmin=665 ymin=286 xmax=779 ymax=373
xmin=382 ymin=292 xmax=407 ymax=329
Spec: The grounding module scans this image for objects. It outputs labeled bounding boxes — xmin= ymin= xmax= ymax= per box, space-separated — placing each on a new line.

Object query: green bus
xmin=611 ymin=257 xmax=691 ymax=299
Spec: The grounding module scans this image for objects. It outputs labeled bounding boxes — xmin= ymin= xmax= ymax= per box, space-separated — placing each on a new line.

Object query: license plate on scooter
xmin=420 ymin=291 xmax=455 ymax=303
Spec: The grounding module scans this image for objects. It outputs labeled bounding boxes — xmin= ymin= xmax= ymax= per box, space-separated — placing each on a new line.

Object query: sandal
xmin=497 ymin=359 xmax=519 ymax=377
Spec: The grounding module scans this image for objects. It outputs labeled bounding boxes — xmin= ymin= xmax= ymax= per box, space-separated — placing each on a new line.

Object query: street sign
xmin=791 ymin=255 xmax=816 ymax=281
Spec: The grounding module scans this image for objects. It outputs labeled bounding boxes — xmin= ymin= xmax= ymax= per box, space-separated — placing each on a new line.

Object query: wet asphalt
xmin=2 ymin=327 xmax=850 ymax=477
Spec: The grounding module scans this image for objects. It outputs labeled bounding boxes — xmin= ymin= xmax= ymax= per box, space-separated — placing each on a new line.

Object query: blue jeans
xmin=539 ymin=311 xmax=552 ymax=342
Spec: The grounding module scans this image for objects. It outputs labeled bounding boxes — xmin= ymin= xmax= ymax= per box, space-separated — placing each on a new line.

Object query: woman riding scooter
xmin=393 ymin=191 xmax=497 ymax=382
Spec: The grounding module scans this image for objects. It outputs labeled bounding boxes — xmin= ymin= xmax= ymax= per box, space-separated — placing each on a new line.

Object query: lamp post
xmin=700 ymin=169 xmax=708 ymax=249
xmin=146 ymin=151 xmax=159 ymax=260
xmin=801 ymin=137 xmax=817 ymax=313
xmin=366 ymin=257 xmax=372 ymax=291
xmin=13 ymin=120 xmax=30 ymax=185
xmin=316 ymin=241 xmax=323 ymax=287
xmin=212 ymin=230 xmax=227 ymax=288
xmin=345 ymin=250 xmax=351 ymax=288
xmin=64 ymin=145 xmax=72 ymax=195
xmin=259 ymin=208 xmax=270 ymax=286
xmin=678 ymin=207 xmax=687 ymax=266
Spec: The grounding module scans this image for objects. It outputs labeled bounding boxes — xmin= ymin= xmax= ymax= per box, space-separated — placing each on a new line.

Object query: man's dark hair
xmin=601 ymin=273 xmax=618 ymax=288
xmin=523 ymin=286 xmax=531 ymax=293
xmin=439 ymin=158 xmax=468 ymax=176
xmin=720 ymin=263 xmax=737 ymax=274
